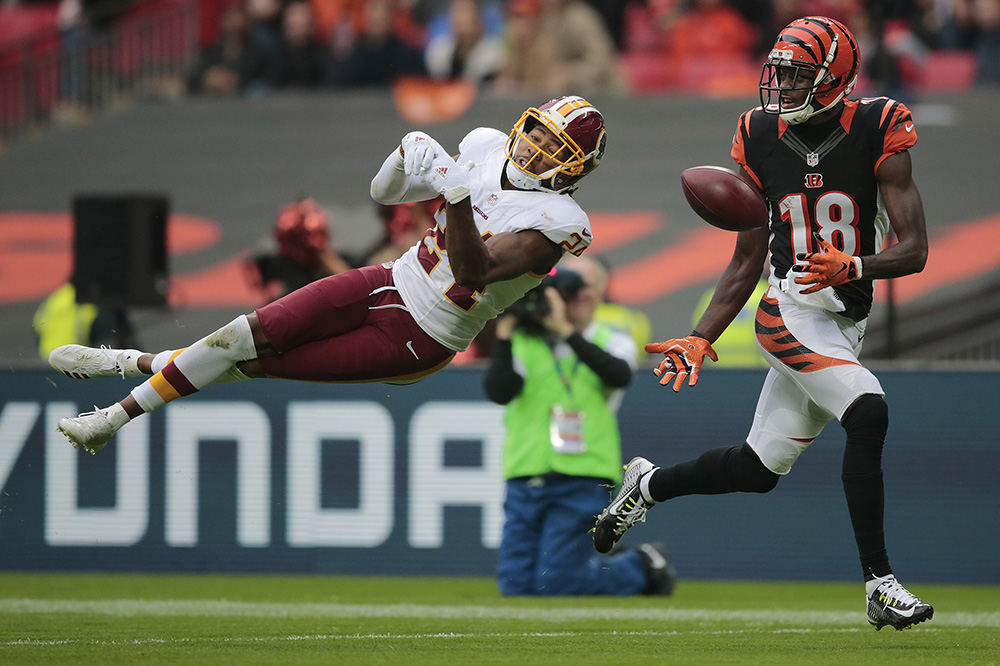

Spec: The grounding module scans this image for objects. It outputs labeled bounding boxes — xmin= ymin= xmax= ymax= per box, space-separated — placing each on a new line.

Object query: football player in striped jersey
xmin=594 ymin=16 xmax=933 ymax=630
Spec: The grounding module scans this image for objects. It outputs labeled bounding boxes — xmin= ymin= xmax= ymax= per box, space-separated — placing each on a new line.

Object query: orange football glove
xmin=793 ymin=237 xmax=862 ymax=294
xmin=644 ymin=335 xmax=718 ymax=392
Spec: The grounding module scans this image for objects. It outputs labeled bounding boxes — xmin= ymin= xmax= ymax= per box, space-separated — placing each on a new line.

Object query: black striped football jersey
xmin=731 ymin=97 xmax=917 ymax=321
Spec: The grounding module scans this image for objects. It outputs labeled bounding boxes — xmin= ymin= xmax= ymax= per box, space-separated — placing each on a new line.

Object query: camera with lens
xmin=506 ymin=268 xmax=585 ymax=332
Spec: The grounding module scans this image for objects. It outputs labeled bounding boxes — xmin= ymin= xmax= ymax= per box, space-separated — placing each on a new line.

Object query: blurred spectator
xmin=751 ymin=0 xmax=804 ymax=57
xmin=55 ymin=0 xmax=135 ymax=121
xmin=187 ymin=4 xmax=267 ymax=95
xmin=657 ymin=0 xmax=757 ymax=65
xmin=246 ymin=198 xmax=352 ymax=303
xmin=424 ymin=0 xmax=504 ymax=84
xmin=583 ymin=0 xmax=635 ymax=51
xmin=366 ymin=199 xmax=440 ymax=265
xmin=586 ymin=257 xmax=653 ymax=359
xmin=422 ymin=0 xmax=505 ymax=42
xmin=312 ymin=0 xmax=424 ymax=55
xmin=855 ymin=6 xmax=914 ymax=99
xmin=494 ymin=0 xmax=626 ymax=96
xmin=332 ymin=0 xmax=427 ymax=87
xmin=246 ymin=0 xmax=285 ymax=65
xmin=268 ymin=0 xmax=330 ymax=87
xmin=970 ymin=0 xmax=1000 ymax=85
xmin=906 ymin=0 xmax=967 ymax=50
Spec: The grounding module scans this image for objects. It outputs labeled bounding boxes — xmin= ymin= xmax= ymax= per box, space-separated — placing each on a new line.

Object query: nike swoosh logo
xmin=405 ymin=340 xmax=419 ymax=359
xmin=884 ymin=604 xmax=918 ymax=618
xmin=905 ymin=123 xmax=913 ymax=133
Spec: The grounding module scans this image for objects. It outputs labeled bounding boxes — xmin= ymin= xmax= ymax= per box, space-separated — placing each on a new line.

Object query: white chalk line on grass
xmin=3 ymin=628 xmax=876 ymax=648
xmin=1 ymin=598 xmax=997 ymax=628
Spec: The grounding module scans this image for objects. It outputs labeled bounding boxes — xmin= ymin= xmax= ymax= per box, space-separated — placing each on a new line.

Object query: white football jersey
xmin=393 ymin=127 xmax=592 ymax=352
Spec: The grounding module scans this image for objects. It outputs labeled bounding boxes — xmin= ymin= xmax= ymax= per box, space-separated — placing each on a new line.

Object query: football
xmin=680 ymin=166 xmax=768 ymax=232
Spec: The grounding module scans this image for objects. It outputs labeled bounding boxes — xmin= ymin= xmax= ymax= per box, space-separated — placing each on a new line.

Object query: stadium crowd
xmin=180 ymin=0 xmax=1000 ymax=95
xmin=2 ymin=0 xmax=999 ymax=100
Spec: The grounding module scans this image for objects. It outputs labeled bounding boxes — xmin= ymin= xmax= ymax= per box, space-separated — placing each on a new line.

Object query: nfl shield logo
xmin=487 ymin=193 xmax=498 ymax=205
xmin=806 ymin=152 xmax=819 ymax=167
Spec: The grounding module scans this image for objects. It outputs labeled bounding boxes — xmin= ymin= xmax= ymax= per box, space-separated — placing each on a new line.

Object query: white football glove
xmin=400 ymin=131 xmax=446 ymax=176
xmin=424 ymin=155 xmax=473 ymax=204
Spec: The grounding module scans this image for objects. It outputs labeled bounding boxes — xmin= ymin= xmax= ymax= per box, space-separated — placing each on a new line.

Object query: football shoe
xmin=49 ymin=344 xmax=145 ymax=379
xmin=866 ymin=574 xmax=934 ymax=630
xmin=638 ymin=543 xmax=677 ymax=596
xmin=593 ymin=456 xmax=658 ymax=553
xmin=57 ymin=408 xmax=117 ymax=455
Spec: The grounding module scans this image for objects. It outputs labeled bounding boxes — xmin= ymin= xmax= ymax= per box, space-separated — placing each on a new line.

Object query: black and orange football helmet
xmin=504 ymin=95 xmax=607 ymax=194
xmin=759 ymin=16 xmax=860 ymax=125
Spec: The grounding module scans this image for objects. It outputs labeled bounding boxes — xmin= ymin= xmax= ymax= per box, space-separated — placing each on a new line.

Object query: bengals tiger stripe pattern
xmin=754 ymin=294 xmax=859 ymax=372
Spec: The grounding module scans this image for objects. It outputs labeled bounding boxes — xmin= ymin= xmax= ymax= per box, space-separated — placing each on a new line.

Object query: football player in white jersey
xmin=49 ymin=96 xmax=608 ymax=456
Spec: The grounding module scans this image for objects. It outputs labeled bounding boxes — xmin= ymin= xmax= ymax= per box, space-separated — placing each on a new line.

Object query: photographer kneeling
xmin=486 ymin=255 xmax=676 ymax=596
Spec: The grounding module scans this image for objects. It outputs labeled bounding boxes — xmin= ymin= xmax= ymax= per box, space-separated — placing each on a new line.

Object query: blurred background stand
xmin=69 ymin=192 xmax=170 ymax=351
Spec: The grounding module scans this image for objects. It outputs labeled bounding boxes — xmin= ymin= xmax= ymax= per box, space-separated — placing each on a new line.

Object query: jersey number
xmin=417 ymin=227 xmax=492 ymax=311
xmin=779 ymin=191 xmax=859 ymax=258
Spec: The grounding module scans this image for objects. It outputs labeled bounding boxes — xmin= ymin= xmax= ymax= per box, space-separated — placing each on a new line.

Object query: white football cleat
xmin=49 ymin=345 xmax=144 ymax=379
xmin=57 ymin=408 xmax=117 ymax=455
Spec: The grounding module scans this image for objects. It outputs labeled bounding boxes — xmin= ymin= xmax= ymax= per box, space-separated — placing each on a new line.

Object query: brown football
xmin=680 ymin=166 xmax=768 ymax=232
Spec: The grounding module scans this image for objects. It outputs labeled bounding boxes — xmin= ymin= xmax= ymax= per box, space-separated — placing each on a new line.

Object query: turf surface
xmin=1 ymin=573 xmax=997 ymax=664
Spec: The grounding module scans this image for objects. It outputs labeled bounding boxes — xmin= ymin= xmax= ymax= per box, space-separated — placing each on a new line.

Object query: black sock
xmin=647 ymin=443 xmax=778 ymax=502
xmin=841 ymin=394 xmax=892 ymax=580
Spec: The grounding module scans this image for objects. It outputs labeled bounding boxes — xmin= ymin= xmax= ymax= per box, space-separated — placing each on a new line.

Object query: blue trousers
xmin=497 ymin=475 xmax=647 ymax=596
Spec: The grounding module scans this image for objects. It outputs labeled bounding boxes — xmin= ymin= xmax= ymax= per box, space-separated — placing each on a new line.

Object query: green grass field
xmin=1 ymin=573 xmax=997 ymax=664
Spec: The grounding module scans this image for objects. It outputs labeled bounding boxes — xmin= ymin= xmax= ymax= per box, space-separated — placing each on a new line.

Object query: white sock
xmin=104 ymin=402 xmax=131 ymax=430
xmin=150 ymin=350 xmax=180 ymax=374
xmin=130 ymin=316 xmax=257 ymax=413
xmin=639 ymin=470 xmax=657 ymax=504
xmin=117 ymin=350 xmax=144 ymax=376
xmin=866 ymin=573 xmax=894 ymax=596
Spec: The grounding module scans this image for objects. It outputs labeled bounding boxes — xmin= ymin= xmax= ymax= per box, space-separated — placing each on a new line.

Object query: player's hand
xmin=792 ymin=236 xmax=862 ymax=295
xmin=644 ymin=336 xmax=718 ymax=392
xmin=424 ymin=155 xmax=473 ymax=204
xmin=400 ymin=132 xmax=445 ymax=176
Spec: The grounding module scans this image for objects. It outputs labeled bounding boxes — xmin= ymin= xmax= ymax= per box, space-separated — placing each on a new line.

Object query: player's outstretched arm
xmin=694 ymin=221 xmax=769 ymax=343
xmin=645 ymin=210 xmax=767 ymax=392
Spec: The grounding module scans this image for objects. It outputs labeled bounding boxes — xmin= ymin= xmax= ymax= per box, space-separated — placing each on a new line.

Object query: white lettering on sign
xmin=165 ymin=402 xmax=271 ymax=547
xmin=286 ymin=402 xmax=393 ymax=547
xmin=3 ymin=398 xmax=506 ymax=551
xmin=44 ymin=403 xmax=149 ymax=546
xmin=407 ymin=402 xmax=504 ymax=548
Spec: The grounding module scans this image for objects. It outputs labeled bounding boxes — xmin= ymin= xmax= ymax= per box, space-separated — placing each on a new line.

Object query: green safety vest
xmin=503 ymin=324 xmax=623 ymax=482
xmin=32 ymin=283 xmax=98 ymax=359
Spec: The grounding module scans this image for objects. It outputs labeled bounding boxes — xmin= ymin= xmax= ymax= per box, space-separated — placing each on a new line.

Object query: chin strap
xmin=505 ymin=160 xmax=542 ymax=191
